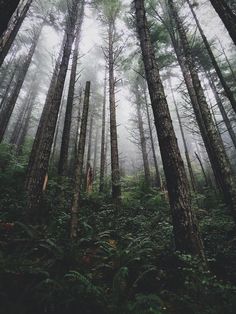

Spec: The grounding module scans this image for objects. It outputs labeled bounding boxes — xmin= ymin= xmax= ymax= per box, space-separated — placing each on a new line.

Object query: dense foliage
xmin=0 ymin=144 xmax=236 ymax=314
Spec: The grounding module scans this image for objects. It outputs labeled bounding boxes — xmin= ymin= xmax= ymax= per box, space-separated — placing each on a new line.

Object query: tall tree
xmin=71 ymin=81 xmax=91 ymax=238
xmin=96 ymin=0 xmax=122 ymax=202
xmin=134 ymin=80 xmax=151 ymax=187
xmin=99 ymin=68 xmax=107 ymax=192
xmin=144 ymin=88 xmax=162 ymax=189
xmin=25 ymin=0 xmax=81 ymax=215
xmin=209 ymin=0 xmax=236 ymax=46
xmin=0 ymin=24 xmax=42 ymax=142
xmin=167 ymin=0 xmax=236 ymax=221
xmin=58 ymin=0 xmax=85 ymax=176
xmin=169 ymin=79 xmax=197 ymax=192
xmin=134 ymin=0 xmax=205 ymax=259
xmin=187 ymin=0 xmax=236 ymax=114
xmin=0 ymin=0 xmax=33 ymax=67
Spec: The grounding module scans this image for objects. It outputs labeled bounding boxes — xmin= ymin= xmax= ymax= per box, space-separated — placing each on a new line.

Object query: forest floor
xmin=0 ymin=146 xmax=236 ymax=313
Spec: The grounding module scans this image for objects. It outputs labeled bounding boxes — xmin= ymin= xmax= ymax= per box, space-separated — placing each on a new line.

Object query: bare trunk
xmin=187 ymin=0 xmax=236 ymax=114
xmin=99 ymin=69 xmax=107 ymax=193
xmin=134 ymin=0 xmax=205 ymax=259
xmin=108 ymin=21 xmax=121 ymax=202
xmin=58 ymin=0 xmax=85 ymax=175
xmin=0 ymin=0 xmax=33 ymax=67
xmin=0 ymin=25 xmax=42 ymax=142
xmin=206 ymin=70 xmax=236 ymax=150
xmin=169 ymin=80 xmax=197 ymax=192
xmin=168 ymin=0 xmax=236 ymax=220
xmin=71 ymin=81 xmax=90 ymax=238
xmin=209 ymin=0 xmax=236 ymax=46
xmin=145 ymin=99 xmax=162 ymax=189
xmin=26 ymin=33 xmax=67 ymax=185
xmin=135 ymin=85 xmax=151 ymax=187
xmin=25 ymin=0 xmax=80 ymax=215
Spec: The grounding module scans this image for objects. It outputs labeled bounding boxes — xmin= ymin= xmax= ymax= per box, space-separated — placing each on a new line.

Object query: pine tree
xmin=134 ymin=0 xmax=205 ymax=259
xmin=25 ymin=0 xmax=81 ymax=216
xmin=209 ymin=0 xmax=236 ymax=46
xmin=71 ymin=81 xmax=91 ymax=238
xmin=0 ymin=0 xmax=33 ymax=67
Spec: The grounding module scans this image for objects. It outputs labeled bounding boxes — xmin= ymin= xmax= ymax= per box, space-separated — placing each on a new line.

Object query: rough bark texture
xmin=168 ymin=0 xmax=236 ymax=221
xmin=25 ymin=0 xmax=80 ymax=215
xmin=25 ymin=33 xmax=67 ymax=185
xmin=0 ymin=25 xmax=41 ymax=142
xmin=58 ymin=0 xmax=85 ymax=175
xmin=0 ymin=67 xmax=16 ymax=111
xmin=108 ymin=20 xmax=121 ymax=202
xmin=187 ymin=0 xmax=236 ymax=114
xmin=134 ymin=0 xmax=205 ymax=259
xmin=71 ymin=81 xmax=90 ymax=239
xmin=0 ymin=0 xmax=33 ymax=67
xmin=209 ymin=0 xmax=236 ymax=46
xmin=99 ymin=69 xmax=107 ymax=192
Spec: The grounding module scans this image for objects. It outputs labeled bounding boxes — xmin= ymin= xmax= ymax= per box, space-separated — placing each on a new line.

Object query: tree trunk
xmin=108 ymin=20 xmax=121 ymax=203
xmin=209 ymin=0 xmax=236 ymax=46
xmin=93 ymin=122 xmax=98 ymax=180
xmin=25 ymin=0 xmax=80 ymax=215
xmin=187 ymin=0 xmax=236 ymax=114
xmin=0 ymin=25 xmax=42 ymax=142
xmin=134 ymin=0 xmax=205 ymax=259
xmin=206 ymin=70 xmax=236 ymax=150
xmin=0 ymin=0 xmax=21 ymax=37
xmin=58 ymin=0 xmax=85 ymax=176
xmin=144 ymin=89 xmax=162 ymax=189
xmin=25 ymin=33 xmax=67 ymax=184
xmin=99 ymin=69 xmax=107 ymax=192
xmin=0 ymin=0 xmax=33 ymax=67
xmin=0 ymin=67 xmax=16 ymax=111
xmin=168 ymin=0 xmax=236 ymax=220
xmin=85 ymin=111 xmax=94 ymax=191
xmin=195 ymin=152 xmax=210 ymax=187
xmin=71 ymin=81 xmax=90 ymax=238
xmin=169 ymin=80 xmax=197 ymax=192
xmin=135 ymin=84 xmax=151 ymax=187
xmin=16 ymin=85 xmax=37 ymax=152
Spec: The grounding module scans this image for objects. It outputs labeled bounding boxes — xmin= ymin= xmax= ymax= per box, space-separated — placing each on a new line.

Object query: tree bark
xmin=99 ymin=69 xmax=107 ymax=192
xmin=144 ymin=89 xmax=162 ymax=189
xmin=134 ymin=0 xmax=205 ymax=259
xmin=169 ymin=80 xmax=197 ymax=192
xmin=71 ymin=81 xmax=91 ymax=239
xmin=209 ymin=0 xmax=236 ymax=46
xmin=58 ymin=0 xmax=85 ymax=176
xmin=187 ymin=0 xmax=236 ymax=114
xmin=108 ymin=20 xmax=121 ymax=203
xmin=168 ymin=0 xmax=236 ymax=220
xmin=85 ymin=111 xmax=94 ymax=191
xmin=0 ymin=0 xmax=33 ymax=67
xmin=25 ymin=0 xmax=80 ymax=215
xmin=0 ymin=25 xmax=42 ymax=142
xmin=135 ymin=83 xmax=151 ymax=187
xmin=25 ymin=33 xmax=67 ymax=185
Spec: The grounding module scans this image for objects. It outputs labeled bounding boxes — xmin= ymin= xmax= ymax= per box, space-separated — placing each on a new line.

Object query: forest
xmin=0 ymin=0 xmax=236 ymax=313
